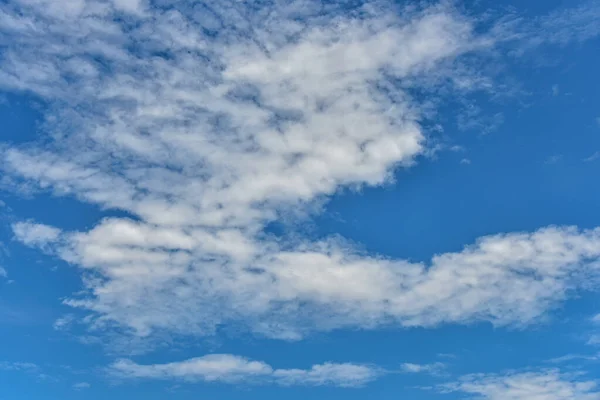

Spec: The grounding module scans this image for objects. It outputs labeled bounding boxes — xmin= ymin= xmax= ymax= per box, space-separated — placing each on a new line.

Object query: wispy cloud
xmin=400 ymin=362 xmax=445 ymax=375
xmin=11 ymin=222 xmax=61 ymax=249
xmin=491 ymin=0 xmax=600 ymax=52
xmin=0 ymin=361 xmax=54 ymax=382
xmin=532 ymin=1 xmax=600 ymax=47
xmin=53 ymin=314 xmax=76 ymax=331
xmin=548 ymin=354 xmax=600 ymax=364
xmin=585 ymin=152 xmax=600 ymax=162
xmin=0 ymin=361 xmax=39 ymax=372
xmin=109 ymin=354 xmax=380 ymax=387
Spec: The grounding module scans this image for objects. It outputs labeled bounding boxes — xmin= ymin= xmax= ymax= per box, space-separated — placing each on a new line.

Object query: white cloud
xmin=272 ymin=363 xmax=380 ymax=387
xmin=1 ymin=0 xmax=600 ymax=346
xmin=109 ymin=354 xmax=379 ymax=387
xmin=456 ymin=105 xmax=504 ymax=134
xmin=400 ymin=362 xmax=445 ymax=374
xmin=0 ymin=266 xmax=6 ymax=278
xmin=12 ymin=222 xmax=61 ymax=248
xmin=444 ymin=370 xmax=600 ymax=400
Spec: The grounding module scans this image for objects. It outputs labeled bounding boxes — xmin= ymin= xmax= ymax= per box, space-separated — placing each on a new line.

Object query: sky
xmin=0 ymin=0 xmax=600 ymax=398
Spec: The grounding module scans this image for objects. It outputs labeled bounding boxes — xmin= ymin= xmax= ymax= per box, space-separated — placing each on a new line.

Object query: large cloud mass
xmin=2 ymin=0 xmax=600 ymax=343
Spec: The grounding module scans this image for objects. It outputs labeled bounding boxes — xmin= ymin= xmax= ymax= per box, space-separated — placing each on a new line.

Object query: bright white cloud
xmin=14 ymin=221 xmax=600 ymax=340
xmin=444 ymin=370 xmax=600 ymax=400
xmin=2 ymin=0 xmax=600 ymax=345
xmin=109 ymin=354 xmax=379 ymax=387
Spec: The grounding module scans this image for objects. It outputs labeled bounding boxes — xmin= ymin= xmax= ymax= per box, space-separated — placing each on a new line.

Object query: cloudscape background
xmin=0 ymin=0 xmax=600 ymax=398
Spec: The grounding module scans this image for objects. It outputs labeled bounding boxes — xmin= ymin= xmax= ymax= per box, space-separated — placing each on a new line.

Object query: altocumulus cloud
xmin=2 ymin=0 xmax=600 ymax=350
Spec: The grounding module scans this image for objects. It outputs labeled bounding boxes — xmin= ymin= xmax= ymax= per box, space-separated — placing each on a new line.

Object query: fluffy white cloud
xmin=2 ymin=0 xmax=600 ymax=345
xmin=445 ymin=370 xmax=600 ymax=400
xmin=13 ymin=221 xmax=600 ymax=340
xmin=109 ymin=354 xmax=379 ymax=387
xmin=12 ymin=222 xmax=61 ymax=248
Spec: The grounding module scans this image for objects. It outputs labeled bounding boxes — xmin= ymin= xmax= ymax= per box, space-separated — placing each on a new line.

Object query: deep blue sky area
xmin=1 ymin=0 xmax=600 ymax=399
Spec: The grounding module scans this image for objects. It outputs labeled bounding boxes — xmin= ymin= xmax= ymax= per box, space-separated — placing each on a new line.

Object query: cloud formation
xmin=2 ymin=0 xmax=600 ymax=345
xmin=13 ymin=221 xmax=600 ymax=340
xmin=444 ymin=370 xmax=600 ymax=400
xmin=109 ymin=354 xmax=379 ymax=387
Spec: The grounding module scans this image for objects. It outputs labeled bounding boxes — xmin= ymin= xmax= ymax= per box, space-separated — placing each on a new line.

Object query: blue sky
xmin=1 ymin=0 xmax=600 ymax=398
